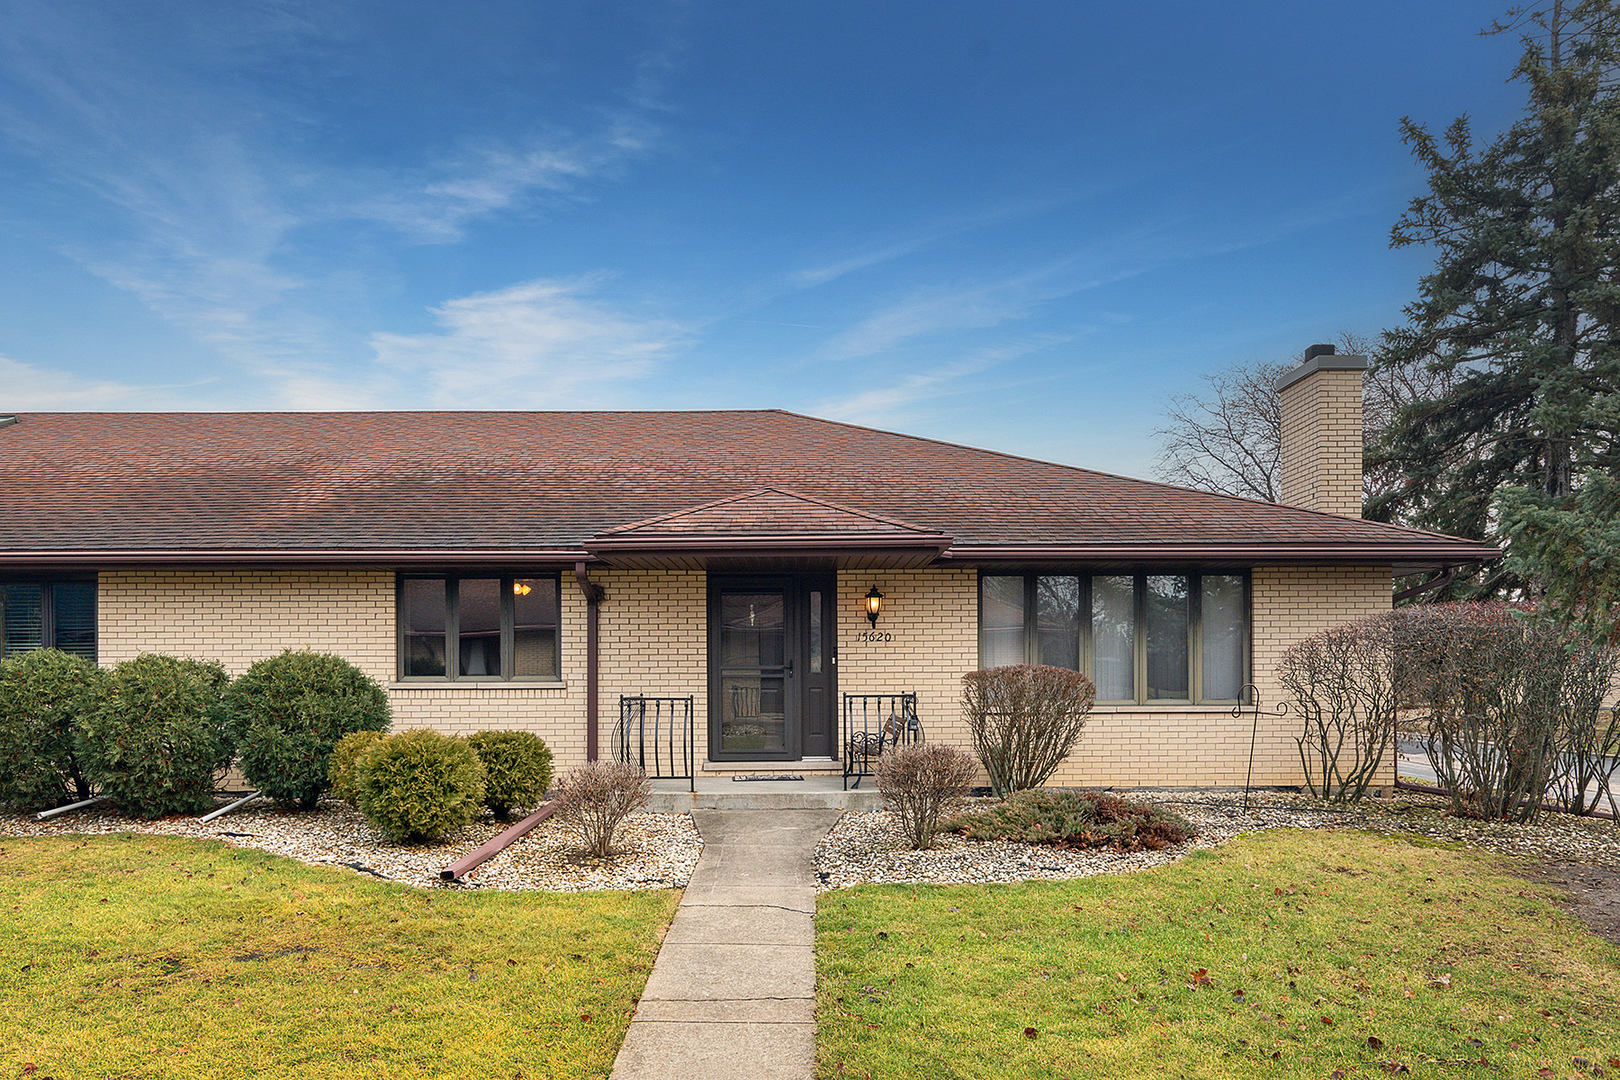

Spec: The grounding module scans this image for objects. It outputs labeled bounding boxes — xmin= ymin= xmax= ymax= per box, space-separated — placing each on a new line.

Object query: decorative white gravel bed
xmin=0 ymin=800 xmax=704 ymax=893
xmin=5 ymin=787 xmax=1615 ymax=895
xmin=813 ymin=788 xmax=1620 ymax=890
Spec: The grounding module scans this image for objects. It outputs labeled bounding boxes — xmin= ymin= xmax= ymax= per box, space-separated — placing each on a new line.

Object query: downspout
xmin=575 ymin=562 xmax=605 ymax=761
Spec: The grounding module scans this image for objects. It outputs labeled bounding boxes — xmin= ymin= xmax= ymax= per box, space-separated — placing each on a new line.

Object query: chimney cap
xmin=1275 ymin=352 xmax=1369 ymax=393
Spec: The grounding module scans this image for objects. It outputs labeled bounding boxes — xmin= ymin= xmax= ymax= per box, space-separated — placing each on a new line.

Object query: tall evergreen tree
xmin=1369 ymin=0 xmax=1620 ymax=598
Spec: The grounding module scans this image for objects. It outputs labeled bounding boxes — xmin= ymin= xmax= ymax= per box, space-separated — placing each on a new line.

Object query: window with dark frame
xmin=0 ymin=579 xmax=97 ymax=662
xmin=977 ymin=572 xmax=1248 ymax=704
xmin=397 ymin=574 xmax=560 ymax=681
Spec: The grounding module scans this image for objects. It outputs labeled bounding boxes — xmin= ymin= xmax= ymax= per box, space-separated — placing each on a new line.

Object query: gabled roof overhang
xmin=582 ymin=486 xmax=955 ymax=570
xmin=583 ymin=533 xmax=953 ymax=570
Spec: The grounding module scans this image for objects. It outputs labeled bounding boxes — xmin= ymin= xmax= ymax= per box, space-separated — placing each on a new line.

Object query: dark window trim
xmin=395 ymin=572 xmax=561 ymax=682
xmin=0 ymin=574 xmax=98 ymax=663
xmin=976 ymin=570 xmax=1250 ymax=706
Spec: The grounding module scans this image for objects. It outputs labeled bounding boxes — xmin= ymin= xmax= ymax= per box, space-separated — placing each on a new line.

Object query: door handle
xmin=785 ymin=660 xmax=794 ymax=678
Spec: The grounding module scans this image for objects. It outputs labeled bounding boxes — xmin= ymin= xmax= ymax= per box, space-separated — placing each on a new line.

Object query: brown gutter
xmin=939 ymin=540 xmax=1500 ymax=569
xmin=440 ymin=800 xmax=559 ymax=881
xmin=0 ymin=548 xmax=592 ymax=568
xmin=575 ymin=562 xmax=605 ymax=762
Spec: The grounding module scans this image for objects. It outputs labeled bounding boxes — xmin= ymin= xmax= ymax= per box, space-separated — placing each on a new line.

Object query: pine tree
xmin=1369 ymin=0 xmax=1620 ymax=598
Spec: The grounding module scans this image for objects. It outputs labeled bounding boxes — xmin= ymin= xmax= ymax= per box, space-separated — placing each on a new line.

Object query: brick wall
xmin=595 ymin=568 xmax=710 ymax=766
xmin=836 ymin=564 xmax=1393 ymax=788
xmin=836 ymin=568 xmax=980 ymax=762
xmin=1278 ymin=365 xmax=1364 ymax=517
xmin=97 ymin=562 xmax=1393 ymax=787
xmin=98 ymin=569 xmax=592 ymax=766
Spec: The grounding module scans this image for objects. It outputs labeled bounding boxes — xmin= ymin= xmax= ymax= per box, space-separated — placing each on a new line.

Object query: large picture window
xmin=398 ymin=574 xmax=560 ymax=681
xmin=0 ymin=578 xmax=97 ymax=662
xmin=978 ymin=573 xmax=1248 ymax=704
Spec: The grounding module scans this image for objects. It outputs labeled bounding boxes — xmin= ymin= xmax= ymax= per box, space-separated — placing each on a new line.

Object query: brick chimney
xmin=1274 ymin=344 xmax=1367 ymax=517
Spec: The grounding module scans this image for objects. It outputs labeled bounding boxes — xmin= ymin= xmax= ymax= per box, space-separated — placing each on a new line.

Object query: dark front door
xmin=708 ymin=574 xmax=836 ymax=761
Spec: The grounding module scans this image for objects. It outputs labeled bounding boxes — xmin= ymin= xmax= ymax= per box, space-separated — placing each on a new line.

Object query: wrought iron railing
xmin=842 ymin=692 xmax=921 ymax=789
xmin=616 ymin=695 xmax=695 ymax=792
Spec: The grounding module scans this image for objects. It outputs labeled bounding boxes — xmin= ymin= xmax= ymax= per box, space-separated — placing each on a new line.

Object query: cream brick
xmin=96 ymin=562 xmax=1393 ymax=789
xmin=1279 ymin=365 xmax=1364 ymax=518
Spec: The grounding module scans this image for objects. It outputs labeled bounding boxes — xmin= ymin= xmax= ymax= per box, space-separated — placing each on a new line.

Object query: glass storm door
xmin=708 ymin=575 xmax=835 ymax=761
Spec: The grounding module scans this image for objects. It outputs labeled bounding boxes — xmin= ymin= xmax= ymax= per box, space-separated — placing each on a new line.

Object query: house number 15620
xmin=857 ymin=630 xmax=893 ymax=642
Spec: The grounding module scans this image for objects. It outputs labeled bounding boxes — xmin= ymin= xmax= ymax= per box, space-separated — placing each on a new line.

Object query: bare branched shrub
xmin=1278 ymin=614 xmax=1401 ymax=802
xmin=1395 ymin=604 xmax=1617 ymax=823
xmin=553 ymin=761 xmax=651 ymax=858
xmin=1546 ymin=633 xmax=1620 ymax=817
xmin=960 ymin=665 xmax=1095 ymax=797
xmin=876 ymin=743 xmax=978 ymax=850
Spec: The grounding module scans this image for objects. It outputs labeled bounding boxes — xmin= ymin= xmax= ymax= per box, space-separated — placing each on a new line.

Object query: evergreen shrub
xmin=330 ymin=730 xmax=389 ymax=807
xmin=468 ymin=730 xmax=553 ymax=820
xmin=75 ymin=654 xmax=232 ymax=819
xmin=0 ymin=649 xmax=106 ymax=811
xmin=223 ymin=650 xmax=391 ymax=809
xmin=948 ymin=788 xmax=1195 ymax=852
xmin=354 ymin=730 xmax=485 ymax=843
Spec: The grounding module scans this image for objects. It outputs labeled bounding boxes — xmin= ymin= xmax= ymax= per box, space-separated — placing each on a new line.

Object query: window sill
xmin=1089 ymin=702 xmax=1241 ymax=713
xmin=389 ymin=680 xmax=568 ymax=691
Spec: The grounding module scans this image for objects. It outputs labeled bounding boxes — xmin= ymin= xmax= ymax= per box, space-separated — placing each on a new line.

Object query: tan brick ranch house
xmin=0 ymin=352 xmax=1494 ymax=788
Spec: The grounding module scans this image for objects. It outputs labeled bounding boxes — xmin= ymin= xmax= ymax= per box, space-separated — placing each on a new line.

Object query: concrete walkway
xmin=609 ymin=809 xmax=842 ymax=1080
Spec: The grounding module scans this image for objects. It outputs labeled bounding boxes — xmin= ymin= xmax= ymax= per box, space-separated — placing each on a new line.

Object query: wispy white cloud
xmin=817 ymin=267 xmax=1066 ymax=362
xmin=789 ymin=197 xmax=1078 ymax=290
xmin=349 ymin=116 xmax=659 ymax=244
xmin=369 ymin=277 xmax=685 ymax=407
xmin=0 ymin=355 xmax=179 ymax=409
xmin=815 ymin=336 xmax=1074 ymax=427
xmin=0 ymin=4 xmax=674 ymax=377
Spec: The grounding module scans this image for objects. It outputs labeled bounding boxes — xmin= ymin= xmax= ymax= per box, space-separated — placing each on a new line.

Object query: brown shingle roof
xmin=0 ymin=410 xmax=1495 ymax=570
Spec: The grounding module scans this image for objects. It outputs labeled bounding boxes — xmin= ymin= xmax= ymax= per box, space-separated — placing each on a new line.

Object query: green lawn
xmin=816 ymin=829 xmax=1620 ymax=1080
xmin=0 ymin=833 xmax=679 ymax=1079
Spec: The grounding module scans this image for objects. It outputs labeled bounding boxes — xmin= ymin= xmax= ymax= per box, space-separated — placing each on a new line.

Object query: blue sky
xmin=0 ymin=2 xmax=1527 ymax=477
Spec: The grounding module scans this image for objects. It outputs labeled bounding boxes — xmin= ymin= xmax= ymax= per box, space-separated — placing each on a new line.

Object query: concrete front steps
xmin=647 ymin=767 xmax=881 ymax=811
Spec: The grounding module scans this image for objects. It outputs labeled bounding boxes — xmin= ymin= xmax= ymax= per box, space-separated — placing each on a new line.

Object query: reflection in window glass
xmin=1092 ymin=576 xmax=1134 ymax=700
xmin=458 ymin=579 xmax=503 ymax=677
xmin=720 ymin=593 xmax=785 ymax=667
xmin=51 ymin=581 xmax=96 ymax=660
xmin=809 ymin=590 xmax=823 ymax=674
xmin=1146 ymin=575 xmax=1189 ymax=700
xmin=1201 ymin=575 xmax=1245 ymax=700
xmin=980 ymin=576 xmax=1026 ymax=668
xmin=1 ymin=584 xmax=44 ymax=657
xmin=401 ymin=578 xmax=446 ymax=676
xmin=512 ymin=577 xmax=559 ymax=678
xmin=1036 ymin=576 xmax=1080 ymax=669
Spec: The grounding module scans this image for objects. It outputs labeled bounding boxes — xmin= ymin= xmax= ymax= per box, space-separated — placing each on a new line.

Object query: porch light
xmin=513 ymin=581 xmax=532 ymax=596
xmin=865 ymin=586 xmax=885 ymax=627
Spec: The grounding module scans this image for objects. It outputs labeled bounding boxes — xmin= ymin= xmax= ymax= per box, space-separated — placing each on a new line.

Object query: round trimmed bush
xmin=75 ymin=654 xmax=232 ymax=819
xmin=468 ymin=730 xmax=553 ymax=820
xmin=355 ymin=730 xmax=486 ymax=843
xmin=0 ymin=649 xmax=106 ymax=811
xmin=223 ymin=650 xmax=391 ymax=809
xmin=329 ymin=729 xmax=389 ymax=807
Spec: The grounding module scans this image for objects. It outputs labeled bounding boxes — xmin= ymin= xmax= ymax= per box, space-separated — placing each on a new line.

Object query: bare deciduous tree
xmin=1153 ymin=332 xmax=1459 ymax=508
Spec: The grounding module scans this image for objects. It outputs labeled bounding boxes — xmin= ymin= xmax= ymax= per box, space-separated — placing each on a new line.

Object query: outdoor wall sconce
xmin=865 ymin=586 xmax=885 ymax=627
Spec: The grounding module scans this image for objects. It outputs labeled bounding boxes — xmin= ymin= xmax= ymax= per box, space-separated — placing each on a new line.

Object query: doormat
xmin=732 ymin=774 xmax=805 ymax=782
